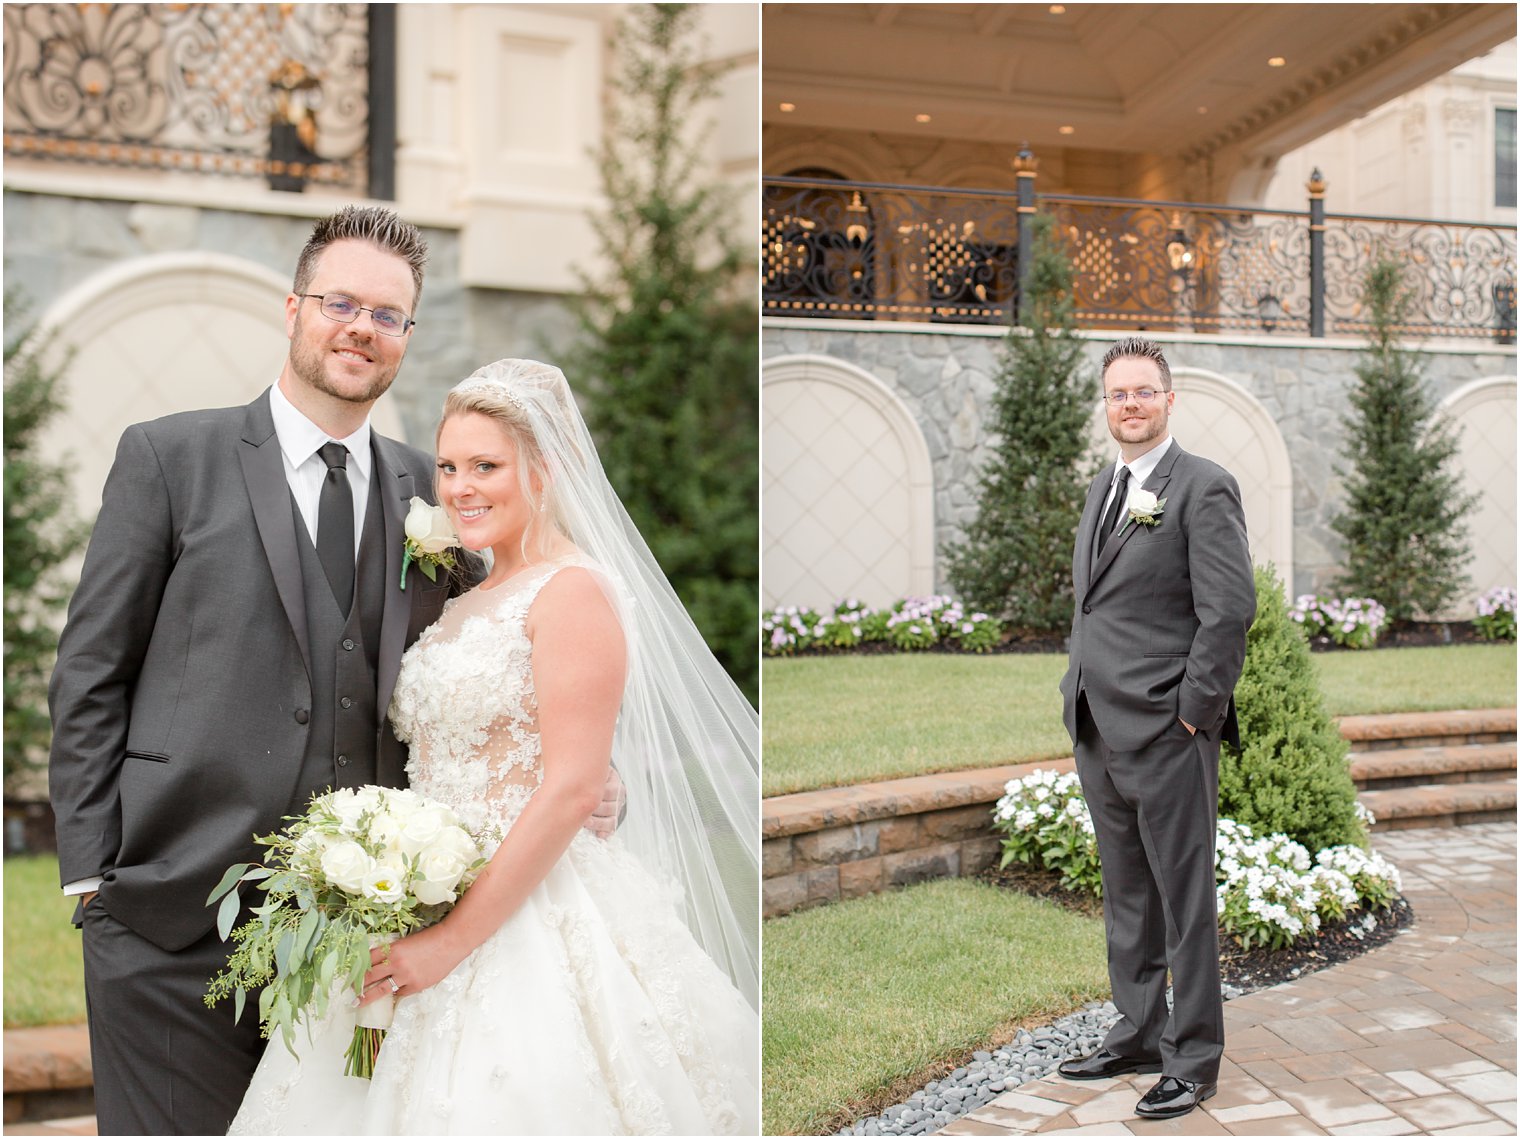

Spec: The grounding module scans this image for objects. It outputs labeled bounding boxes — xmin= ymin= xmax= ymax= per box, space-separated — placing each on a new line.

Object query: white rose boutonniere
xmin=1122 ymin=487 xmax=1167 ymax=535
xmin=401 ymin=496 xmax=458 ymax=589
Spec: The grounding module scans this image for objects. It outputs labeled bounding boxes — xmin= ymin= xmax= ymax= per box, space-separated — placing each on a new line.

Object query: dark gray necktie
xmin=1096 ymin=467 xmax=1130 ymax=559
xmin=316 ymin=442 xmax=354 ymax=615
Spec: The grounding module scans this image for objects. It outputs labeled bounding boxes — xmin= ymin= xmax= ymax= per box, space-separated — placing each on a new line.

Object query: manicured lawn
xmin=762 ymin=644 xmax=1516 ymax=795
xmin=4 ymin=855 xmax=87 ymax=1027
xmin=762 ymin=877 xmax=1108 ymax=1136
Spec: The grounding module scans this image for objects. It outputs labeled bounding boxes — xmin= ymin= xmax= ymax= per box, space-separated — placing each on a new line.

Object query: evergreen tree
xmin=1330 ymin=258 xmax=1476 ymax=620
xmin=4 ymin=292 xmax=86 ymax=784
xmin=1220 ymin=564 xmax=1366 ymax=853
xmin=943 ymin=211 xmax=1097 ymax=632
xmin=564 ymin=4 xmax=758 ymax=701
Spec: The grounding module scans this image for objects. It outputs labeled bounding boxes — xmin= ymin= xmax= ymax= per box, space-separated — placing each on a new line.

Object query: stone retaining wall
xmin=763 ymin=709 xmax=1517 ymax=919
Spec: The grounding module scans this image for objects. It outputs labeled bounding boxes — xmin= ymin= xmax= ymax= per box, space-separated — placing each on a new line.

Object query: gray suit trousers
xmin=81 ymin=900 xmax=264 ymax=1135
xmin=1073 ymin=694 xmax=1225 ymax=1084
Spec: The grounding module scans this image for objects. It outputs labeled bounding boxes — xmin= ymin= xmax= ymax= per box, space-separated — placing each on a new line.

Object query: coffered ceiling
xmin=763 ymin=3 xmax=1515 ymax=198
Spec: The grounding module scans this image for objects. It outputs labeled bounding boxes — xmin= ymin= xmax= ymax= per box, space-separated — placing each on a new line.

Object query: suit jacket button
xmin=340 ymin=697 xmax=353 ymax=709
xmin=1082 ymin=604 xmax=1092 ymax=614
xmin=337 ymin=755 xmax=349 ymax=767
xmin=294 ymin=709 xmax=309 ymax=724
xmin=342 ymin=638 xmax=356 ymax=651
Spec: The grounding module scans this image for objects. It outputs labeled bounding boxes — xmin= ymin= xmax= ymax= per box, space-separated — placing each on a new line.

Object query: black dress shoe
xmin=1134 ymin=1075 xmax=1217 ymax=1118
xmin=1057 ymin=1049 xmax=1163 ymax=1080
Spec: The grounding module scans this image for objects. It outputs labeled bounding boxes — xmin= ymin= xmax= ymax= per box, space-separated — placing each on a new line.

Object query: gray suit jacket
xmin=1059 ymin=442 xmax=1256 ymax=753
xmin=48 ymin=389 xmax=463 ymax=952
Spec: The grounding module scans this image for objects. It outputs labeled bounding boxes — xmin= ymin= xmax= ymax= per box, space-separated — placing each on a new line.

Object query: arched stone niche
xmin=1437 ymin=375 xmax=1517 ymax=614
xmin=763 ymin=354 xmax=935 ymax=609
xmin=37 ymin=252 xmax=405 ymax=522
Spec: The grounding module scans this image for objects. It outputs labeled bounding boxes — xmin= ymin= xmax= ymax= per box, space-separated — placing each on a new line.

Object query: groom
xmin=48 ymin=206 xmax=618 ymax=1134
xmin=1056 ymin=337 xmax=1255 ymax=1119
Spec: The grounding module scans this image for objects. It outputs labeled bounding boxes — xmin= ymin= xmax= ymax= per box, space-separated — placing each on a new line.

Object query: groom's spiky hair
xmin=292 ymin=205 xmax=429 ymax=306
xmin=1101 ymin=336 xmax=1173 ymax=391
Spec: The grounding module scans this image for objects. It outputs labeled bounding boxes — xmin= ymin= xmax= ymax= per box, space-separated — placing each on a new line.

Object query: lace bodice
xmin=388 ymin=556 xmax=589 ymax=835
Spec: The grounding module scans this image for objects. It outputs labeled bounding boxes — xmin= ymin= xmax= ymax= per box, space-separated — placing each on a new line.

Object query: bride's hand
xmin=359 ymin=923 xmax=470 ymax=1005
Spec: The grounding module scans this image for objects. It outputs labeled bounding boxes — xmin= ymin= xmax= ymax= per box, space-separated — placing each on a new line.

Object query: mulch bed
xmin=979 ymin=861 xmax=1415 ymax=996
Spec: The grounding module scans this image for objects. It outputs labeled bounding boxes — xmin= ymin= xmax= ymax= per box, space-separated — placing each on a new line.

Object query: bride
xmin=229 ymin=360 xmax=759 ymax=1135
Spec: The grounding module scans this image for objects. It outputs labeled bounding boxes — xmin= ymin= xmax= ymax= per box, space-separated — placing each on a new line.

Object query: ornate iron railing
xmin=1322 ymin=213 xmax=1516 ymax=339
xmin=2 ymin=3 xmax=380 ymax=193
xmin=763 ymin=177 xmax=1023 ymax=324
xmin=762 ymin=175 xmax=1518 ymax=341
xmin=1043 ymin=195 xmax=1313 ymax=336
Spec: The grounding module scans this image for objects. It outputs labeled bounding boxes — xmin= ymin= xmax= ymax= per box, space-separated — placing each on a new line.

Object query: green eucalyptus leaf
xmin=215 ymin=888 xmax=243 ymax=941
xmin=233 ymin=986 xmax=246 ymax=1025
xmin=207 ymin=862 xmax=252 ymax=906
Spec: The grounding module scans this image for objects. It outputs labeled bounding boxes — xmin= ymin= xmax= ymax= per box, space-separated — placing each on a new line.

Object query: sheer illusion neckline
xmin=475 ymin=549 xmax=583 ymax=593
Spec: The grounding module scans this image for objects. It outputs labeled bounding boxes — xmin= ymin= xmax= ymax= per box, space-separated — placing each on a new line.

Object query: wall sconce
xmin=1257 ymin=292 xmax=1284 ymax=333
xmin=845 ymin=190 xmax=869 ymax=245
xmin=1494 ymin=278 xmax=1516 ymax=345
xmin=1165 ymin=212 xmax=1194 ymax=292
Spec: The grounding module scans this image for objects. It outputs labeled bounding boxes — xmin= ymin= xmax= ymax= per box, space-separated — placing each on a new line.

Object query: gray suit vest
xmin=289 ymin=475 xmax=385 ymax=812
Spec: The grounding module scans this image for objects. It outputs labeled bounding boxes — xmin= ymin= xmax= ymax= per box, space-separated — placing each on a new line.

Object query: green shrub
xmin=943 ymin=211 xmax=1098 ymax=633
xmin=1220 ymin=564 xmax=1366 ymax=853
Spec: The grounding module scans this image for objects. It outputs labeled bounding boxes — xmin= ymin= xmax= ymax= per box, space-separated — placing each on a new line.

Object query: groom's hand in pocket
xmin=585 ymin=766 xmax=625 ymax=840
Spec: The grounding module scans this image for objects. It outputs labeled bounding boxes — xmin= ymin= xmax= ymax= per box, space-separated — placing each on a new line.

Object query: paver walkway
xmin=5 ymin=826 xmax=1513 ymax=1136
xmin=940 ymin=822 xmax=1517 ymax=1137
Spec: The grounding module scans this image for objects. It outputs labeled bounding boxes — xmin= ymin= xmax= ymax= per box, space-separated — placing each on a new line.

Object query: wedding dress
xmin=229 ymin=555 xmax=759 ymax=1135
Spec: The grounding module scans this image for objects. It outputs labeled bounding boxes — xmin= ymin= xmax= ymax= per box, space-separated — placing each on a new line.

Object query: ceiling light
xmin=1049 ymin=4 xmax=1066 ymax=12
xmin=915 ymin=113 xmax=932 ymax=123
xmin=779 ymin=102 xmax=796 ymax=113
xmin=1058 ymin=125 xmax=1075 ymax=135
xmin=1268 ymin=57 xmax=1286 ymax=67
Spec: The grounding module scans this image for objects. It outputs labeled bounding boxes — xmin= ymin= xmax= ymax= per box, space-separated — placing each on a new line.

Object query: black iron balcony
xmin=763 ymin=173 xmax=1518 ymax=341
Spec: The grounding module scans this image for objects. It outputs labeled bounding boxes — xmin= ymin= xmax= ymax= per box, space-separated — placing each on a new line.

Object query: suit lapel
xmin=373 ymin=434 xmax=417 ymax=716
xmin=238 ymin=391 xmax=312 ymax=674
xmin=1088 ymin=443 xmax=1183 ymax=591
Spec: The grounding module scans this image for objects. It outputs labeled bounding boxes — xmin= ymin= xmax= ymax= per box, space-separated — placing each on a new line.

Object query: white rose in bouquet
xmin=412 ymin=848 xmax=471 ymax=905
xmin=396 ymin=806 xmax=450 ymax=857
xmin=433 ymin=824 xmax=481 ymax=862
xmin=368 ymin=809 xmax=406 ymax=853
xmin=320 ymin=840 xmax=374 ymax=893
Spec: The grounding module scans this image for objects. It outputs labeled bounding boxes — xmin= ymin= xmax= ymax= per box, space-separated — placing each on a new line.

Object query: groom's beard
xmin=289 ymin=314 xmax=403 ymax=405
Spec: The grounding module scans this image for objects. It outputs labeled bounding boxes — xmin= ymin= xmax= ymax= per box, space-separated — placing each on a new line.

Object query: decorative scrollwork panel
xmin=3 ymin=4 xmax=370 ymax=189
xmin=1324 ymin=217 xmax=1518 ymax=339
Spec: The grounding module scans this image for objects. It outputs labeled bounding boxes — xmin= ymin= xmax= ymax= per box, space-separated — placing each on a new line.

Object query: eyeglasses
xmin=1101 ymin=388 xmax=1167 ymax=406
xmin=298 ymin=293 xmax=415 ymax=336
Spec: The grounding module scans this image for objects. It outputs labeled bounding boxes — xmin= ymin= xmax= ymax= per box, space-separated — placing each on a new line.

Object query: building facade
xmin=4 ymin=2 xmax=759 ymax=525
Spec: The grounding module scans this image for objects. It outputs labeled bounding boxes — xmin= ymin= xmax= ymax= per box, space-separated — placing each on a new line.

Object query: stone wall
xmin=2 ymin=191 xmax=580 ymax=448
xmin=762 ymin=318 xmax=1515 ymax=601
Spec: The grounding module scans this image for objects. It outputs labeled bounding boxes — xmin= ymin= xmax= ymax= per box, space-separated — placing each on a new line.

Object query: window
xmin=1497 ymin=108 xmax=1516 ymax=209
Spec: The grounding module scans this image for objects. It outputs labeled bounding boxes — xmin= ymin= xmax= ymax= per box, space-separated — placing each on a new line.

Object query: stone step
xmin=763 ymin=708 xmax=1519 ymax=917
xmin=1338 ymin=707 xmax=1516 ymax=752
xmin=2 ymin=1027 xmax=93 ymax=1128
xmin=1349 ymin=741 xmax=1516 ymax=789
xmin=1360 ymin=780 xmax=1518 ymax=831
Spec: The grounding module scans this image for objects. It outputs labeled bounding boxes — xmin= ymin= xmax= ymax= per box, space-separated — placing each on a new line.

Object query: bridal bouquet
xmin=205 ymin=785 xmax=487 ymax=1078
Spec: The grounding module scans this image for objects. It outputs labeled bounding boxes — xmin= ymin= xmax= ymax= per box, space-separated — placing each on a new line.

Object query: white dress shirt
xmin=64 ymin=385 xmax=375 ymax=899
xmin=268 ymin=380 xmax=372 ymax=556
xmin=1098 ymin=434 xmax=1175 ymax=530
